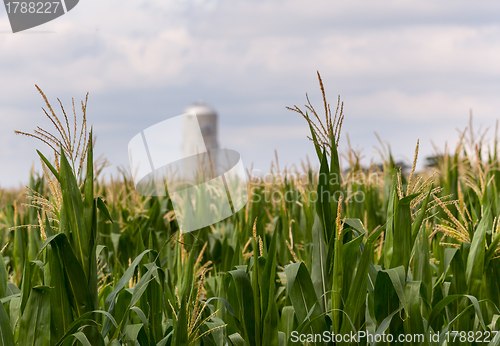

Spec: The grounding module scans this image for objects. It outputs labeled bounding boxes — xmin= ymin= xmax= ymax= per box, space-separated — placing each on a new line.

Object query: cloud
xmin=346 ymin=90 xmax=497 ymax=121
xmin=1 ymin=0 xmax=500 ymax=186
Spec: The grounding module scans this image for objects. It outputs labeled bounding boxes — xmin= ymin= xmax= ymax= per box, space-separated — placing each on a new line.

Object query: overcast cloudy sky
xmin=1 ymin=0 xmax=500 ymax=187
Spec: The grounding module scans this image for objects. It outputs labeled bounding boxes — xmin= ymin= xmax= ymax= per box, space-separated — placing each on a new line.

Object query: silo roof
xmin=184 ymin=102 xmax=217 ymax=117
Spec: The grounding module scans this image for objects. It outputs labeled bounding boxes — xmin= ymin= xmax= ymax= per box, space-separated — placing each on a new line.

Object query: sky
xmin=1 ymin=0 xmax=500 ymax=187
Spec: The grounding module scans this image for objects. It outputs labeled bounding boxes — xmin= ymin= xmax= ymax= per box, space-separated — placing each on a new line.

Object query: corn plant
xmin=1 ymin=76 xmax=500 ymax=345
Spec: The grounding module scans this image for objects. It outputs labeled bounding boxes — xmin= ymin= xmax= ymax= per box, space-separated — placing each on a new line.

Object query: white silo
xmin=183 ymin=102 xmax=219 ymax=158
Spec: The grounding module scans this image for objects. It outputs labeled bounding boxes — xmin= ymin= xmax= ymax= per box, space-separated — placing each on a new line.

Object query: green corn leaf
xmin=285 ymin=262 xmax=326 ymax=342
xmin=344 ymin=219 xmax=367 ymax=235
xmin=83 ymin=130 xmax=94 ymax=232
xmin=172 ymin=249 xmax=197 ymax=346
xmin=225 ymin=269 xmax=256 ymax=346
xmin=466 ymin=206 xmax=490 ymax=298
xmin=0 ymin=302 xmax=14 ymax=346
xmin=228 ymin=333 xmax=245 ymax=346
xmin=96 ymin=197 xmax=113 ymax=223
xmin=58 ymin=147 xmax=89 ymax=279
xmin=412 ymin=226 xmax=432 ymax=304
xmin=390 ymin=194 xmax=415 ymax=271
xmin=410 ymin=186 xmax=432 ymax=246
xmin=340 ymin=224 xmax=383 ymax=335
xmin=373 ymin=266 xmax=403 ymax=329
xmin=310 ymin=215 xmax=328 ymax=312
xmin=102 ymin=249 xmax=151 ymax=337
xmin=20 ymin=257 xmax=37 ymax=316
xmin=451 ymin=245 xmax=468 ymax=294
xmin=382 ymin=266 xmax=408 ymax=313
xmin=260 ymin=218 xmax=279 ymax=316
xmin=69 ymin=332 xmax=92 ymax=346
xmin=427 ymin=294 xmax=487 ymax=331
xmin=251 ymin=222 xmax=261 ymax=346
xmin=131 ymin=307 xmax=155 ymax=345
xmin=332 ymin=224 xmax=343 ymax=333
xmin=342 ymin=232 xmax=364 ymax=298
xmin=328 ymin=140 xmax=342 ymax=229
xmin=316 ymin=147 xmax=332 ymax=241
xmin=36 ymin=150 xmax=59 ymax=180
xmin=55 ymin=310 xmax=117 ymax=346
xmin=201 ymin=316 xmax=226 ymax=346
xmin=403 ymin=281 xmax=426 ymax=339
xmin=46 ymin=243 xmax=73 ymax=344
xmin=130 ymin=264 xmax=159 ymax=311
xmin=488 ymin=330 xmax=500 ymax=346
xmin=384 ymin=169 xmax=398 ymax=269
xmin=368 ymin=306 xmax=403 ymax=346
xmin=0 ymin=254 xmax=8 ymax=300
xmin=125 ymin=324 xmax=143 ymax=341
xmin=305 ymin=112 xmax=322 ymax=162
xmin=143 ymin=267 xmax=164 ymax=342
xmin=109 ymin=290 xmax=131 ymax=337
xmin=18 ymin=286 xmax=51 ymax=346
xmin=280 ymin=306 xmax=295 ymax=345
xmin=39 ymin=233 xmax=94 ymax=316
xmin=13 ymin=225 xmax=26 ymax=284
xmin=433 ymin=247 xmax=458 ymax=289
xmin=261 ymin=219 xmax=280 ymax=345
xmin=486 ymin=229 xmax=500 ymax=267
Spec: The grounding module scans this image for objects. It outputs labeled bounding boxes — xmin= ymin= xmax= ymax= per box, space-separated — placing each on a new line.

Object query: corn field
xmin=2 ymin=76 xmax=500 ymax=345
